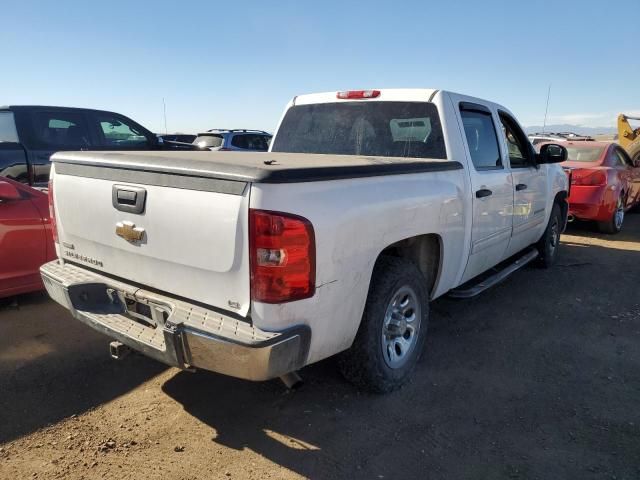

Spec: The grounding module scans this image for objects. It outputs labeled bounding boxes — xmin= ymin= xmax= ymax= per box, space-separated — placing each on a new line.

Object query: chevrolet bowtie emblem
xmin=115 ymin=221 xmax=145 ymax=243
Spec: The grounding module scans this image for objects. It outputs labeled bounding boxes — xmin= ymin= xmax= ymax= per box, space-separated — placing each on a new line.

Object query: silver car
xmin=193 ymin=129 xmax=272 ymax=151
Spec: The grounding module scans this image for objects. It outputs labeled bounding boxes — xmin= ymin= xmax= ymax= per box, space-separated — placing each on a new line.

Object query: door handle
xmin=515 ymin=183 xmax=527 ymax=191
xmin=475 ymin=189 xmax=493 ymax=198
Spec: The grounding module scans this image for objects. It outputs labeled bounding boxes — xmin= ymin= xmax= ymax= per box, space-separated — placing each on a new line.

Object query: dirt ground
xmin=1 ymin=217 xmax=640 ymax=480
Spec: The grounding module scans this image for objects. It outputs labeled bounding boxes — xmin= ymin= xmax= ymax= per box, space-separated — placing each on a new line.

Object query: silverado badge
xmin=115 ymin=221 xmax=145 ymax=243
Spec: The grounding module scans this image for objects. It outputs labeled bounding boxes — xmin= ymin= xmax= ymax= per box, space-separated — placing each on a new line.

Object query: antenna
xmin=542 ymin=84 xmax=551 ymax=133
xmin=162 ymin=98 xmax=168 ymax=135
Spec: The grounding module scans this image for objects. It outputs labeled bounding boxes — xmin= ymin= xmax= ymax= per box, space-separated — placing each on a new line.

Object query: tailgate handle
xmin=117 ymin=190 xmax=137 ymax=205
xmin=112 ymin=185 xmax=146 ymax=214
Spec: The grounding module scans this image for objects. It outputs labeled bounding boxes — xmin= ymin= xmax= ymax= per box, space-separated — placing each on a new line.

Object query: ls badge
xmin=115 ymin=221 xmax=145 ymax=243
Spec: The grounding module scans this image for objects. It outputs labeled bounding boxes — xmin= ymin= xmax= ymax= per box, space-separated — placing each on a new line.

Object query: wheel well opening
xmin=554 ymin=190 xmax=569 ymax=230
xmin=378 ymin=234 xmax=441 ymax=295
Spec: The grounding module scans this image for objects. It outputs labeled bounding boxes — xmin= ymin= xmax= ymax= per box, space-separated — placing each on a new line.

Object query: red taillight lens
xmin=336 ymin=90 xmax=380 ymax=99
xmin=249 ymin=209 xmax=315 ymax=303
xmin=571 ymin=169 xmax=607 ymax=186
xmin=48 ymin=179 xmax=58 ymax=243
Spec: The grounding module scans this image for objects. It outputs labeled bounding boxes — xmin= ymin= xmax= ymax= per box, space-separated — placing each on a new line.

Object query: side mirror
xmin=537 ymin=143 xmax=568 ymax=164
xmin=0 ymin=181 xmax=22 ymax=201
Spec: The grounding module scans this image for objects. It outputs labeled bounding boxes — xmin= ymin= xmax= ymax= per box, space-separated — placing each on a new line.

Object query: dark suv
xmin=0 ymin=105 xmax=197 ymax=187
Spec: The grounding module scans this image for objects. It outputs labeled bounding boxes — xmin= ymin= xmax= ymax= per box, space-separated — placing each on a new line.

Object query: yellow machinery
xmin=617 ymin=114 xmax=640 ymax=162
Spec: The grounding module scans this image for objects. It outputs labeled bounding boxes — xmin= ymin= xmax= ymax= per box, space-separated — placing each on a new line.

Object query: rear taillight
xmin=571 ymin=169 xmax=607 ymax=186
xmin=48 ymin=179 xmax=58 ymax=243
xmin=336 ymin=90 xmax=380 ymax=99
xmin=249 ymin=209 xmax=315 ymax=303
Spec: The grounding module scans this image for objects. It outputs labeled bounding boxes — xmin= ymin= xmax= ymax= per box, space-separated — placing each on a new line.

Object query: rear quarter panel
xmin=250 ymin=169 xmax=466 ymax=364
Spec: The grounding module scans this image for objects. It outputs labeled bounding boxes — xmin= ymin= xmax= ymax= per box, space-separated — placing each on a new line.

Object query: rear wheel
xmin=598 ymin=194 xmax=624 ymax=234
xmin=338 ymin=256 xmax=429 ymax=393
xmin=536 ymin=203 xmax=562 ymax=268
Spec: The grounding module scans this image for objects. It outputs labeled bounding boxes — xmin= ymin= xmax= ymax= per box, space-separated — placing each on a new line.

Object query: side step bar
xmin=448 ymin=249 xmax=539 ymax=299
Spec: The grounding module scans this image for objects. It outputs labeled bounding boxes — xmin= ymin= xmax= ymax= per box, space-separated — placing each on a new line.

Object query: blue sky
xmin=1 ymin=0 xmax=637 ymax=133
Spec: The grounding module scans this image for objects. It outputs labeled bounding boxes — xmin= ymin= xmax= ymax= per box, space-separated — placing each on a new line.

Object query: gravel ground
xmin=1 ymin=216 xmax=639 ymax=479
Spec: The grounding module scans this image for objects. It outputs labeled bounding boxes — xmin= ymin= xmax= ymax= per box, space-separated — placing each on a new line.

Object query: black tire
xmin=536 ymin=203 xmax=562 ymax=268
xmin=338 ymin=256 xmax=429 ymax=393
xmin=597 ymin=193 xmax=624 ymax=234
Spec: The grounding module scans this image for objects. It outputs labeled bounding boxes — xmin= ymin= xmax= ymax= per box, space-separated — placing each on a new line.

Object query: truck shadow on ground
xmin=162 ymin=218 xmax=640 ymax=479
xmin=0 ymin=292 xmax=166 ymax=444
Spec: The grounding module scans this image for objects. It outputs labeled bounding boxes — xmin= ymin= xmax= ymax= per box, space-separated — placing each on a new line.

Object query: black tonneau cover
xmin=51 ymin=151 xmax=462 ymax=184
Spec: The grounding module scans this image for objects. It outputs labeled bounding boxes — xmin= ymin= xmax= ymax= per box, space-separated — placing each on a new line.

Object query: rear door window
xmin=231 ymin=134 xmax=270 ymax=151
xmin=0 ymin=112 xmax=19 ymax=143
xmin=459 ymin=108 xmax=502 ymax=170
xmin=271 ymin=102 xmax=446 ymax=159
xmin=31 ymin=111 xmax=91 ymax=148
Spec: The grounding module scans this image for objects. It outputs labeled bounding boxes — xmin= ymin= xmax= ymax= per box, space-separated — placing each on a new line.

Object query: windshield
xmin=194 ymin=134 xmax=224 ymax=148
xmin=565 ymin=146 xmax=605 ymax=163
xmin=271 ymin=101 xmax=446 ymax=159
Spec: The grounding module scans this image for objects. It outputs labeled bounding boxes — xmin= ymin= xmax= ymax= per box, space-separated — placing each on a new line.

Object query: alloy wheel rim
xmin=381 ymin=286 xmax=421 ymax=369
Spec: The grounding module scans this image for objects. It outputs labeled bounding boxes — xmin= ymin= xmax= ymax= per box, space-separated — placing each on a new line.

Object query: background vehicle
xmin=0 ymin=176 xmax=55 ymax=298
xmin=193 ymin=129 xmax=272 ymax=151
xmin=554 ymin=141 xmax=640 ymax=233
xmin=529 ymin=132 xmax=593 ymax=147
xmin=617 ymin=114 xmax=640 ymax=163
xmin=157 ymin=133 xmax=197 ymax=144
xmin=0 ymin=106 xmax=198 ymax=188
xmin=42 ymin=89 xmax=568 ymax=393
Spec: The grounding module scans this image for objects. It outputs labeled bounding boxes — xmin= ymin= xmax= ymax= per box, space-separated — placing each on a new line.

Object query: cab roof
xmin=0 ymin=105 xmax=122 ymax=116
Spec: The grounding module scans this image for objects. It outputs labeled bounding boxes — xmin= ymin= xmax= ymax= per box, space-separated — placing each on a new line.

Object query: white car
xmin=41 ymin=89 xmax=569 ymax=392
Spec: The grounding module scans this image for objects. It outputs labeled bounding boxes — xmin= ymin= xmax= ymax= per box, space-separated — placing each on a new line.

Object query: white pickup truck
xmin=41 ymin=89 xmax=569 ymax=392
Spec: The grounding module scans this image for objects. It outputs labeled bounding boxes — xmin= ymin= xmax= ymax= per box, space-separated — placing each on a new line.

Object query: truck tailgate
xmin=51 ymin=161 xmax=251 ymax=317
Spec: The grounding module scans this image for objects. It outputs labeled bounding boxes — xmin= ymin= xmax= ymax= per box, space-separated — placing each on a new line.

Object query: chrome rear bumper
xmin=40 ymin=260 xmax=309 ymax=381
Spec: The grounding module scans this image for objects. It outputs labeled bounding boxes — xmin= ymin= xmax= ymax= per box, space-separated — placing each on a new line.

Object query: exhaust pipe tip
xmin=567 ymin=214 xmax=575 ymax=223
xmin=109 ymin=341 xmax=131 ymax=360
xmin=279 ymin=371 xmax=303 ymax=390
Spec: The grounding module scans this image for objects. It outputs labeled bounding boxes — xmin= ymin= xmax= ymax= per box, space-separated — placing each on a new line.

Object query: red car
xmin=0 ymin=177 xmax=55 ymax=298
xmin=559 ymin=141 xmax=640 ymax=233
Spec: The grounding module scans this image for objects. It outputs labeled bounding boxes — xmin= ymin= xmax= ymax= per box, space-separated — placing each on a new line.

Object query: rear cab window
xmin=566 ymin=145 xmax=606 ymax=163
xmin=271 ymin=101 xmax=446 ymax=159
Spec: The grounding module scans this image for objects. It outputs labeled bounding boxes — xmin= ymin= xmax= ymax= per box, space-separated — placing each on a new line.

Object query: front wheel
xmin=598 ymin=194 xmax=624 ymax=234
xmin=536 ymin=203 xmax=562 ymax=268
xmin=338 ymin=256 xmax=429 ymax=393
